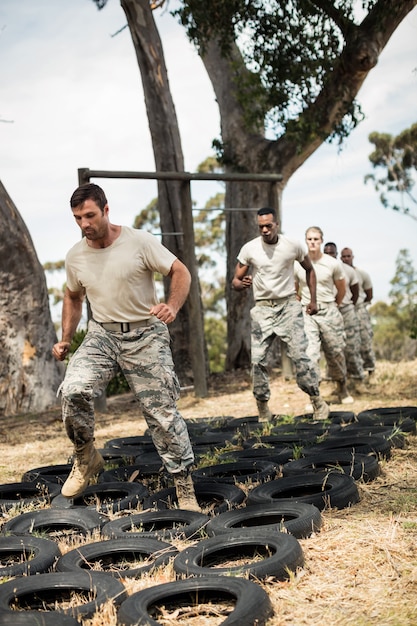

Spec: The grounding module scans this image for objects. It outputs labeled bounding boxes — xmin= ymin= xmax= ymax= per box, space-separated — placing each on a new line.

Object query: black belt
xmin=94 ymin=318 xmax=155 ymax=333
xmin=256 ymin=296 xmax=293 ymax=306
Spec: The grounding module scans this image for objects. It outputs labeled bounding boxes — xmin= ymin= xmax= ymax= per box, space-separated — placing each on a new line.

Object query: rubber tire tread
xmin=0 ymin=571 xmax=126 ymax=619
xmin=2 ymin=508 xmax=109 ymax=537
xmin=145 ymin=481 xmax=246 ymax=514
xmin=51 ymin=481 xmax=149 ymax=514
xmin=301 ymin=434 xmax=393 ymax=459
xmin=205 ymin=502 xmax=322 ymax=538
xmin=0 ymin=482 xmax=61 ymax=511
xmin=246 ymin=472 xmax=360 ymax=510
xmin=191 ymin=460 xmax=277 ymax=484
xmin=55 ymin=537 xmax=177 ymax=579
xmin=117 ymin=576 xmax=273 ymax=626
xmin=0 ymin=536 xmax=61 ymax=577
xmin=281 ymin=451 xmax=380 ymax=482
xmin=173 ymin=530 xmax=303 ymax=581
xmin=101 ymin=509 xmax=210 ymax=540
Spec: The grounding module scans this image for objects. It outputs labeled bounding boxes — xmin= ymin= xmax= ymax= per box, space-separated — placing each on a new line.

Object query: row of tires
xmin=0 ymin=405 xmax=415 ymax=624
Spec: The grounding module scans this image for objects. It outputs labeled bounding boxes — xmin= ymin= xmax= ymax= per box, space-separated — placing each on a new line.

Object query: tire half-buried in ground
xmin=117 ymin=576 xmax=273 ymax=626
xmin=173 ymin=529 xmax=304 ymax=581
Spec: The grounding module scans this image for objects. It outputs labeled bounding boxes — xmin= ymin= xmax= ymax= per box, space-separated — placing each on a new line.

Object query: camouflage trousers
xmin=339 ymin=303 xmax=364 ymax=380
xmin=356 ymin=303 xmax=376 ymax=372
xmin=303 ymin=304 xmax=347 ymax=382
xmin=250 ymin=296 xmax=320 ymax=401
xmin=60 ymin=319 xmax=194 ymax=474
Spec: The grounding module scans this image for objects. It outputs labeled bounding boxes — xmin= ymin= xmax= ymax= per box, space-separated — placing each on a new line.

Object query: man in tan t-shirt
xmin=52 ymin=183 xmax=200 ymax=512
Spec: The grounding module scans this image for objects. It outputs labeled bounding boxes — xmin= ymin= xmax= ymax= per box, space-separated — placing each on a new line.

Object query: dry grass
xmin=0 ymin=360 xmax=417 ymax=625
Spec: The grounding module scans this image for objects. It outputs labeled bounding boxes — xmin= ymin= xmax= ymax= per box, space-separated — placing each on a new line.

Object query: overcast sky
xmin=1 ymin=0 xmax=417 ymax=303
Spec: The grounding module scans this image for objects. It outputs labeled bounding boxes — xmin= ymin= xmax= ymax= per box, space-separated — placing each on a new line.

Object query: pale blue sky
xmin=1 ymin=0 xmax=417 ymax=303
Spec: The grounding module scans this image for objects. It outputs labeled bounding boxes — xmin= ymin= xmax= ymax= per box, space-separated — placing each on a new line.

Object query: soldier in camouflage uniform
xmin=232 ymin=207 xmax=329 ymax=421
xmin=324 ymin=243 xmax=365 ymax=392
xmin=294 ymin=228 xmax=354 ymax=404
xmin=52 ymin=183 xmax=200 ymax=511
xmin=341 ymin=247 xmax=376 ymax=384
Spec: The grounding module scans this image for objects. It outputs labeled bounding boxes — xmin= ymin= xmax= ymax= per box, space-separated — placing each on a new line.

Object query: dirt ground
xmin=0 ymin=360 xmax=417 ymax=625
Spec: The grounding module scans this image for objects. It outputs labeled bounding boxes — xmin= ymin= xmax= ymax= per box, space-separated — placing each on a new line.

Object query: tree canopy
xmin=365 ymin=123 xmax=417 ymax=221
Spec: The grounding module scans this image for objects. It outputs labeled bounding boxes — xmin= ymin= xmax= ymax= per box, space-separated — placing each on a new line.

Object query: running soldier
xmin=52 ymin=183 xmax=200 ymax=511
xmin=232 ymin=207 xmax=329 ymax=421
xmin=295 ymin=228 xmax=353 ymax=404
xmin=341 ymin=247 xmax=376 ymax=384
xmin=324 ymin=242 xmax=365 ymax=392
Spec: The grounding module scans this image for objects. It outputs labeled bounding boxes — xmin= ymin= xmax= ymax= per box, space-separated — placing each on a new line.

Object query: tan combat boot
xmin=337 ymin=380 xmax=354 ymax=404
xmin=256 ymin=399 xmax=273 ymax=421
xmin=310 ymin=395 xmax=330 ymax=421
xmin=61 ymin=441 xmax=105 ymax=498
xmin=174 ymin=470 xmax=202 ymax=512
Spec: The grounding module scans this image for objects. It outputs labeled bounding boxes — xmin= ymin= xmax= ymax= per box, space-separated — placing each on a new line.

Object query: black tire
xmin=246 ymin=472 xmax=360 ymax=510
xmin=173 ymin=530 xmax=304 ymax=581
xmin=190 ymin=432 xmax=237 ymax=447
xmin=105 ymin=435 xmax=155 ymax=450
xmin=0 ymin=536 xmax=61 ymax=577
xmin=301 ymin=434 xmax=393 ymax=460
xmin=145 ymin=481 xmax=246 ymax=514
xmin=355 ymin=412 xmax=416 ymax=434
xmin=206 ymin=502 xmax=322 ymax=539
xmin=98 ymin=464 xmax=163 ymax=484
xmin=281 ymin=451 xmax=380 ymax=482
xmin=102 ymin=509 xmax=210 ymax=540
xmin=0 ymin=611 xmax=79 ymax=626
xmin=0 ymin=571 xmax=126 ymax=619
xmin=357 ymin=406 xmax=417 ymax=422
xmin=0 ymin=482 xmax=61 ymax=512
xmin=191 ymin=460 xmax=277 ymax=484
xmin=55 ymin=537 xmax=178 ymax=579
xmin=22 ymin=464 xmax=72 ymax=486
xmin=117 ymin=576 xmax=273 ymax=626
xmin=243 ymin=433 xmax=317 ymax=448
xmin=218 ymin=447 xmax=294 ymax=465
xmin=51 ymin=481 xmax=149 ymax=514
xmin=333 ymin=424 xmax=405 ymax=448
xmin=2 ymin=508 xmax=109 ymax=538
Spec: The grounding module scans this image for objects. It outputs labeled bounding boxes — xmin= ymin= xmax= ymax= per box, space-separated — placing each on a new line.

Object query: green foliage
xmin=174 ymin=0 xmax=369 ymax=142
xmin=365 ymin=123 xmax=417 ymax=221
xmin=370 ymin=249 xmax=417 ymax=360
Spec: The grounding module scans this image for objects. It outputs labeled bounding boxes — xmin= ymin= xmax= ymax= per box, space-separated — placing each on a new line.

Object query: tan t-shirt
xmin=355 ymin=266 xmax=373 ymax=304
xmin=340 ymin=263 xmax=358 ymax=306
xmin=295 ymin=253 xmax=345 ymax=306
xmin=237 ymin=235 xmax=307 ymax=300
xmin=65 ymin=226 xmax=176 ymax=322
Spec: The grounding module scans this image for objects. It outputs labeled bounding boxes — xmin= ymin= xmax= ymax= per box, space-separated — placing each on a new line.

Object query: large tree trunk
xmin=199 ymin=0 xmax=415 ymax=369
xmin=0 ymin=181 xmax=64 ymax=415
xmin=120 ymin=0 xmax=208 ymax=394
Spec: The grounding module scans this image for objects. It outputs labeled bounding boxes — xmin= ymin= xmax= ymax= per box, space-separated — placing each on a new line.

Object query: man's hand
xmin=240 ymin=275 xmax=253 ymax=289
xmin=52 ymin=341 xmax=71 ymax=361
xmin=306 ymin=301 xmax=318 ymax=316
xmin=150 ymin=303 xmax=176 ymax=324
